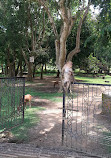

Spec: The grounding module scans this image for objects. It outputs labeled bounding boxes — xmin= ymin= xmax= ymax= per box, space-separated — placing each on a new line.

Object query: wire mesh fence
xmin=62 ymin=83 xmax=111 ymax=157
xmin=0 ymin=78 xmax=62 ymax=148
xmin=0 ymin=77 xmax=25 ymax=134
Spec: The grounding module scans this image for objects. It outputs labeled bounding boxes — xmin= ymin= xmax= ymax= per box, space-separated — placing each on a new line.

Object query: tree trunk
xmin=40 ymin=64 xmax=44 ymax=80
xmin=15 ymin=61 xmax=20 ymax=76
xmin=5 ymin=62 xmax=8 ymax=76
xmin=33 ymin=64 xmax=36 ymax=78
xmin=27 ymin=62 xmax=33 ymax=81
xmin=45 ymin=64 xmax=47 ymax=73
xmin=8 ymin=62 xmax=15 ymax=77
xmin=19 ymin=60 xmax=23 ymax=77
xmin=56 ymin=70 xmax=60 ymax=78
xmin=55 ymin=40 xmax=60 ymax=70
xmin=23 ymin=63 xmax=26 ymax=72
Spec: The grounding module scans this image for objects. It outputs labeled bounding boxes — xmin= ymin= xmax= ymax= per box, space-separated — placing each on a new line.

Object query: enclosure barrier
xmin=62 ymin=82 xmax=111 ymax=158
xmin=0 ymin=77 xmax=25 ymax=133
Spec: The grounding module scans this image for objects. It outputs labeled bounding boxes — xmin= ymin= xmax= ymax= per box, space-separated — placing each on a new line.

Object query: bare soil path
xmin=24 ymin=76 xmax=63 ymax=148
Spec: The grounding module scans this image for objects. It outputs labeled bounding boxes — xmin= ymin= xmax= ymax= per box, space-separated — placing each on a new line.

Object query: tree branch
xmin=67 ymin=2 xmax=90 ymax=61
xmin=59 ymin=0 xmax=68 ymax=22
xmin=37 ymin=0 xmax=59 ymax=39
xmin=59 ymin=0 xmax=73 ymax=40
xmin=67 ymin=12 xmax=79 ymax=37
xmin=38 ymin=10 xmax=45 ymax=48
xmin=21 ymin=49 xmax=29 ymax=66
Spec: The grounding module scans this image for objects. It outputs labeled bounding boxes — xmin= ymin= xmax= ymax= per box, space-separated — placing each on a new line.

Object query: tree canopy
xmin=0 ymin=0 xmax=111 ymax=79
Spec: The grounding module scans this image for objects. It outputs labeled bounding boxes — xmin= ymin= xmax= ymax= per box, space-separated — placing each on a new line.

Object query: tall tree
xmin=0 ymin=0 xmax=24 ymax=77
xmin=36 ymin=0 xmax=90 ymax=72
xmin=21 ymin=1 xmax=51 ymax=80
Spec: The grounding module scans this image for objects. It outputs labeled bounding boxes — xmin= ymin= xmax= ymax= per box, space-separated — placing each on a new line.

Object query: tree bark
xmin=40 ymin=64 xmax=44 ymax=79
xmin=33 ymin=64 xmax=36 ymax=78
xmin=45 ymin=64 xmax=47 ymax=73
xmin=6 ymin=48 xmax=15 ymax=77
xmin=19 ymin=60 xmax=23 ymax=77
xmin=28 ymin=62 xmax=33 ymax=81
xmin=15 ymin=61 xmax=20 ymax=77
xmin=8 ymin=62 xmax=15 ymax=77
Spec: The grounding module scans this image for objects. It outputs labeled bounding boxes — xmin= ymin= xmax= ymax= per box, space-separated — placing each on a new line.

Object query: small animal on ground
xmin=61 ymin=61 xmax=75 ymax=93
xmin=53 ymin=81 xmax=59 ymax=88
xmin=24 ymin=94 xmax=32 ymax=108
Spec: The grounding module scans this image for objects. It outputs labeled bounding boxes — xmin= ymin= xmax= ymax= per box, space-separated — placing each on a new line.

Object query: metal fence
xmin=0 ymin=77 xmax=25 ymax=133
xmin=62 ymin=83 xmax=111 ymax=157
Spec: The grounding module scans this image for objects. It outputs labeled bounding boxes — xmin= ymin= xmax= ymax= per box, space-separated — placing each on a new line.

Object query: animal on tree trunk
xmin=61 ymin=61 xmax=75 ymax=93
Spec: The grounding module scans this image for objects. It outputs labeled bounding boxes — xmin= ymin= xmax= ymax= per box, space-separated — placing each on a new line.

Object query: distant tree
xmin=91 ymin=0 xmax=111 ymax=72
xmin=0 ymin=0 xmax=51 ymax=80
xmin=87 ymin=53 xmax=99 ymax=74
xmin=0 ymin=0 xmax=25 ymax=77
xmin=33 ymin=48 xmax=50 ymax=79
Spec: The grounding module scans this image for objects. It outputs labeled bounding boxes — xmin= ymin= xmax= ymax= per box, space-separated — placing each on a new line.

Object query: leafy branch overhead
xmin=0 ymin=0 xmax=110 ymax=80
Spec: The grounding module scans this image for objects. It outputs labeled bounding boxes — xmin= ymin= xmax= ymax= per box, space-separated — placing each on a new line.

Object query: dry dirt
xmin=24 ymin=76 xmax=63 ymax=148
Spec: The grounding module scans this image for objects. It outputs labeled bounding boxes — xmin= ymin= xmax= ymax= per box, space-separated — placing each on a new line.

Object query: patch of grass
xmin=10 ymin=106 xmax=45 ymax=141
xmin=35 ymin=72 xmax=57 ymax=77
xmin=25 ymin=88 xmax=63 ymax=102
xmin=75 ymin=75 xmax=111 ymax=84
xmin=50 ymin=97 xmax=62 ymax=102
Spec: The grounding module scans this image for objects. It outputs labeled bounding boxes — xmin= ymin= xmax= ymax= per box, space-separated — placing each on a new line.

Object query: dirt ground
xmin=24 ymin=76 xmax=64 ymax=148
